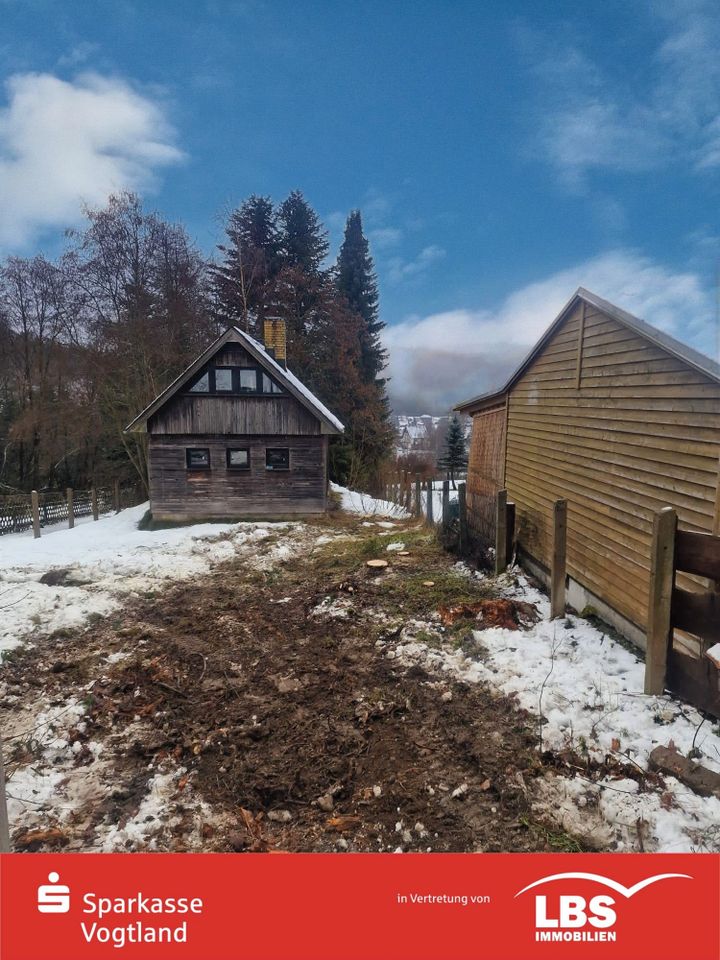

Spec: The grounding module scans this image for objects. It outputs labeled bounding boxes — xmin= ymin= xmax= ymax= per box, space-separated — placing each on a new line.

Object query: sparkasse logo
xmin=37 ymin=872 xmax=70 ymax=914
xmin=515 ymin=871 xmax=692 ymax=944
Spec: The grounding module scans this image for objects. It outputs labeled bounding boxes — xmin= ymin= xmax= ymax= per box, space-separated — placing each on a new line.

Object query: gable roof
xmin=455 ymin=287 xmax=720 ymax=414
xmin=125 ymin=327 xmax=344 ymax=434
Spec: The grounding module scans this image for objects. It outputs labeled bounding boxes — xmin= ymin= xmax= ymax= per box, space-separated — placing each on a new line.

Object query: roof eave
xmin=124 ymin=326 xmax=345 ymax=435
xmin=453 ymin=287 xmax=720 ymax=414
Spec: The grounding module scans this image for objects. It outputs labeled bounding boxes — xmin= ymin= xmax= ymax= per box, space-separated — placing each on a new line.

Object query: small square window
xmin=226 ymin=448 xmax=250 ymax=469
xmin=188 ymin=372 xmax=210 ymax=393
xmin=186 ymin=448 xmax=210 ymax=469
xmin=239 ymin=368 xmax=258 ymax=392
xmin=215 ymin=367 xmax=233 ymax=392
xmin=266 ymin=448 xmax=289 ymax=470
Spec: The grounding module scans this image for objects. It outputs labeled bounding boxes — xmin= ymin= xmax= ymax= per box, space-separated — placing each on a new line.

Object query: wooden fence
xmin=645 ymin=507 xmax=720 ymax=718
xmin=0 ymin=481 xmax=143 ymax=538
xmin=461 ymin=491 xmax=720 ymax=717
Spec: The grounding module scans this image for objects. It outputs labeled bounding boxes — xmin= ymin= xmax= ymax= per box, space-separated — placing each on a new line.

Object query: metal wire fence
xmin=0 ymin=484 xmax=143 ymax=537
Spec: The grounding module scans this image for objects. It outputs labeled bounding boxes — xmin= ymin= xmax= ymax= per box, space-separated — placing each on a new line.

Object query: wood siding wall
xmin=504 ymin=302 xmax=720 ymax=635
xmin=148 ymin=343 xmax=320 ymax=436
xmin=149 ymin=396 xmax=320 ymax=436
xmin=214 ymin=344 xmax=254 ymax=366
xmin=466 ymin=404 xmax=506 ymax=543
xmin=149 ymin=434 xmax=328 ymax=520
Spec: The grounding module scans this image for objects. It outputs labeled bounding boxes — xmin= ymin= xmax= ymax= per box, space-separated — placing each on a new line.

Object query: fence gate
xmin=645 ymin=507 xmax=720 ymax=718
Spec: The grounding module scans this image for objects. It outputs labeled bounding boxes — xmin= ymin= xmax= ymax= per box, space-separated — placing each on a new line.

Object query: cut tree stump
xmin=366 ymin=559 xmax=389 ymax=576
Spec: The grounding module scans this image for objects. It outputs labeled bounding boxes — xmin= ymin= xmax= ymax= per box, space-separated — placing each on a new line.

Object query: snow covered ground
xmin=0 ymin=503 xmax=295 ymax=656
xmin=3 ymin=494 xmax=718 ymax=854
xmin=1 ymin=505 xmax=339 ymax=849
xmin=331 ymin=480 xmax=457 ymax=523
xmin=331 ymin=483 xmax=410 ymax=518
xmin=389 ymin=566 xmax=720 ymax=853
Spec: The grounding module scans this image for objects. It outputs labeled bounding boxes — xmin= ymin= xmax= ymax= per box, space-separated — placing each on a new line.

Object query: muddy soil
xmin=1 ymin=515 xmax=586 ymax=853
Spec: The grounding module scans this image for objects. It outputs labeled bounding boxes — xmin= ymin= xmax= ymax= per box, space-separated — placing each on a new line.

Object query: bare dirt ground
xmin=1 ymin=511 xmax=588 ymax=854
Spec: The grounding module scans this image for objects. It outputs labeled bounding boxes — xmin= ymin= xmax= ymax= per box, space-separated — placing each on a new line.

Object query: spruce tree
xmin=336 ymin=210 xmax=387 ymax=382
xmin=212 ymin=195 xmax=280 ymax=336
xmin=277 ymin=190 xmax=328 ymax=274
xmin=438 ymin=416 xmax=468 ymax=489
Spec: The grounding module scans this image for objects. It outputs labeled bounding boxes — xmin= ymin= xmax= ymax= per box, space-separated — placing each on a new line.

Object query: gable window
xmin=226 ymin=448 xmax=250 ymax=470
xmin=261 ymin=373 xmax=284 ymax=394
xmin=188 ymin=371 xmax=210 ymax=393
xmin=185 ymin=364 xmax=285 ymax=396
xmin=266 ymin=448 xmax=290 ymax=471
xmin=186 ymin=447 xmax=210 ymax=470
xmin=215 ymin=367 xmax=234 ymax=392
xmin=239 ymin=368 xmax=258 ymax=392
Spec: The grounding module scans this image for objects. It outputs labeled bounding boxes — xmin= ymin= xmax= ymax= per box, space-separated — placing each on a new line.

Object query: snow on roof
xmin=240 ymin=330 xmax=345 ymax=433
xmin=125 ymin=326 xmax=344 ymax=434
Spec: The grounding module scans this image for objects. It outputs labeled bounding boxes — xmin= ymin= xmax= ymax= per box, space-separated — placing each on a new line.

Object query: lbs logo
xmin=515 ymin=872 xmax=692 ymax=944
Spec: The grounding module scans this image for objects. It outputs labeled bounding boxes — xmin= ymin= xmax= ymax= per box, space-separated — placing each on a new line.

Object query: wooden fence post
xmin=495 ymin=489 xmax=508 ymax=575
xmin=66 ymin=487 xmax=74 ymax=529
xmin=414 ymin=475 xmax=422 ymax=518
xmin=442 ymin=480 xmax=450 ymax=529
xmin=0 ymin=736 xmax=10 ymax=853
xmin=550 ymin=499 xmax=567 ymax=618
xmin=114 ymin=479 xmax=121 ymax=513
xmin=31 ymin=490 xmax=40 ymax=539
xmin=91 ymin=487 xmax=99 ymax=521
xmin=426 ymin=480 xmax=434 ymax=525
xmin=506 ymin=501 xmax=516 ymax=567
xmin=404 ymin=472 xmax=412 ymax=512
xmin=458 ymin=482 xmax=467 ymax=554
xmin=644 ymin=507 xmax=677 ymax=695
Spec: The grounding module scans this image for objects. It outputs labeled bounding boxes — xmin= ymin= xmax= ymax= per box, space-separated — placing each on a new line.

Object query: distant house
xmin=395 ymin=414 xmax=471 ymax=461
xmin=455 ymin=288 xmax=720 ymax=649
xmin=126 ymin=320 xmax=344 ymax=521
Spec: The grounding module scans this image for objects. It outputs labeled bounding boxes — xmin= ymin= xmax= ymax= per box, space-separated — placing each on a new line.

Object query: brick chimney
xmin=263 ymin=317 xmax=287 ymax=368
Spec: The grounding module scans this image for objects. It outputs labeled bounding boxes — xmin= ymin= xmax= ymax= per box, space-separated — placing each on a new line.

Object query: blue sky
xmin=1 ymin=0 xmax=720 ymax=412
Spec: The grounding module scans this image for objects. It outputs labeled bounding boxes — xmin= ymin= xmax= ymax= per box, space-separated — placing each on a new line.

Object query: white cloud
xmin=369 ymin=226 xmax=403 ymax=249
xmin=529 ymin=2 xmax=720 ymax=183
xmin=382 ymin=250 xmax=716 ymax=414
xmin=0 ymin=72 xmax=182 ymax=249
xmin=387 ymin=244 xmax=445 ymax=283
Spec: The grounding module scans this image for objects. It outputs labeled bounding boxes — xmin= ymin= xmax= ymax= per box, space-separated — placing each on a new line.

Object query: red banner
xmin=1 ymin=853 xmax=718 ymax=959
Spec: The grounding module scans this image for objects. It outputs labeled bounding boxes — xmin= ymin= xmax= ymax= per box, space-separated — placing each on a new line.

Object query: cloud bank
xmin=527 ymin=1 xmax=720 ymax=184
xmin=382 ymin=250 xmax=716 ymax=415
xmin=0 ymin=72 xmax=182 ymax=249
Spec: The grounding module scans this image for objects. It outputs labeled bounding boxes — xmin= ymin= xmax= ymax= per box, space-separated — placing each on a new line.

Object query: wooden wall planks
xmin=149 ymin=434 xmax=328 ymax=519
xmin=502 ymin=301 xmax=720 ymax=636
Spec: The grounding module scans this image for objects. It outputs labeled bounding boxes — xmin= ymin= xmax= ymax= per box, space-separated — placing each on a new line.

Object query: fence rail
xmin=645 ymin=508 xmax=720 ymax=718
xmin=0 ymin=482 xmax=143 ymax=537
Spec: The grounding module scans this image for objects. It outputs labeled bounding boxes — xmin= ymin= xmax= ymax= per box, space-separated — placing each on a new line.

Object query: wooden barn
xmin=455 ymin=288 xmax=720 ymax=650
xmin=125 ymin=320 xmax=344 ymax=520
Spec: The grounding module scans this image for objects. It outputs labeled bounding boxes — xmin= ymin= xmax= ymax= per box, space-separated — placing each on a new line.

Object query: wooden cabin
xmin=125 ymin=321 xmax=344 ymax=521
xmin=456 ymin=288 xmax=720 ymax=649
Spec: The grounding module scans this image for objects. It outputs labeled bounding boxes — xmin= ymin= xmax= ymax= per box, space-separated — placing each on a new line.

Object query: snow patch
xmin=331 ymin=484 xmax=410 ymax=519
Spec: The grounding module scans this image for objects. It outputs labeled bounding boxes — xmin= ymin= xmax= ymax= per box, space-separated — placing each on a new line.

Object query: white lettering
xmin=559 ymin=895 xmax=587 ymax=928
xmin=588 ymin=895 xmax=616 ymax=928
xmin=535 ymin=896 xmax=558 ymax=928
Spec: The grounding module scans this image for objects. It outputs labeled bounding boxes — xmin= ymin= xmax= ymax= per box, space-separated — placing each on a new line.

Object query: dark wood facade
xmin=126 ymin=329 xmax=343 ymax=521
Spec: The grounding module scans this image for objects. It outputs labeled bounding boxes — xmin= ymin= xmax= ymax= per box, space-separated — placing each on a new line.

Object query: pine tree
xmin=336 ymin=210 xmax=386 ymax=382
xmin=277 ymin=190 xmax=328 ymax=274
xmin=438 ymin=416 xmax=468 ymax=489
xmin=212 ymin=195 xmax=280 ymax=336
